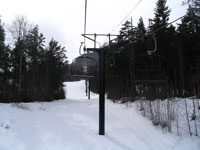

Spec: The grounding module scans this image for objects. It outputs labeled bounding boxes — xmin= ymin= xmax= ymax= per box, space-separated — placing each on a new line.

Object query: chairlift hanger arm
xmin=147 ymin=34 xmax=157 ymax=55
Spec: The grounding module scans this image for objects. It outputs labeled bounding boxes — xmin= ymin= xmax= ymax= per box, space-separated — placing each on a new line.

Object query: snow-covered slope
xmin=0 ymin=81 xmax=199 ymax=150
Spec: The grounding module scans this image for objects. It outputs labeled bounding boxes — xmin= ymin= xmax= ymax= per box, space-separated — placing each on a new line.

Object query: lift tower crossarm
xmin=86 ymin=48 xmax=119 ymax=52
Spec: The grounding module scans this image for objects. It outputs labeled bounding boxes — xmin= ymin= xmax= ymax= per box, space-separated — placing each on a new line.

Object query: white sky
xmin=0 ymin=0 xmax=187 ymax=62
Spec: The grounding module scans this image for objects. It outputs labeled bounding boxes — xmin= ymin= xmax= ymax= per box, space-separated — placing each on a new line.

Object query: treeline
xmin=0 ymin=16 xmax=68 ymax=102
xmin=91 ymin=0 xmax=200 ymax=100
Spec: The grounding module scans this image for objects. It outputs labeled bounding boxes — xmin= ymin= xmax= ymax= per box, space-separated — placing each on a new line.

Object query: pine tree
xmin=0 ymin=18 xmax=5 ymax=71
xmin=136 ymin=17 xmax=146 ymax=38
xmin=0 ymin=18 xmax=12 ymax=101
xmin=119 ymin=20 xmax=132 ymax=42
xmin=135 ymin=17 xmax=147 ymax=55
xmin=186 ymin=0 xmax=200 ymax=15
xmin=24 ymin=25 xmax=45 ymax=100
xmin=150 ymin=0 xmax=171 ymax=57
xmin=45 ymin=39 xmax=67 ymax=100
xmin=8 ymin=15 xmax=32 ymax=99
xmin=151 ymin=0 xmax=171 ymax=32
xmin=0 ymin=19 xmax=5 ymax=100
xmin=178 ymin=4 xmax=200 ymax=96
xmin=0 ymin=17 xmax=70 ymax=102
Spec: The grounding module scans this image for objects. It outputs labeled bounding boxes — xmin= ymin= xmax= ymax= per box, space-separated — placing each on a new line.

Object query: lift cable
xmin=109 ymin=0 xmax=142 ymax=34
xmin=145 ymin=15 xmax=186 ymax=39
xmin=117 ymin=14 xmax=187 ymax=49
xmin=105 ymin=14 xmax=186 ymax=65
xmin=104 ymin=0 xmax=142 ymax=65
xmin=104 ymin=0 xmax=142 ymax=44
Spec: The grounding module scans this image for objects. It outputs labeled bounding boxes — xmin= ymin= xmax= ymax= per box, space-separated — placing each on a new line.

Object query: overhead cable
xmin=109 ymin=0 xmax=142 ymax=34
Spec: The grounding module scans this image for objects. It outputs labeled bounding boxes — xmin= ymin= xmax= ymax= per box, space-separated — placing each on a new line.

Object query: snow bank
xmin=0 ymin=81 xmax=199 ymax=150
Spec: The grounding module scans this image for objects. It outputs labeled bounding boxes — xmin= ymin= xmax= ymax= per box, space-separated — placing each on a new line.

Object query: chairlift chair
xmin=133 ymin=35 xmax=168 ymax=84
xmin=133 ymin=55 xmax=168 ymax=84
xmin=71 ymin=52 xmax=99 ymax=79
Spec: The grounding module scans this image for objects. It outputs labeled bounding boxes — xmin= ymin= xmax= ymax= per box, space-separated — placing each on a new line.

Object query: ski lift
xmin=71 ymin=52 xmax=99 ymax=79
xmin=133 ymin=35 xmax=168 ymax=84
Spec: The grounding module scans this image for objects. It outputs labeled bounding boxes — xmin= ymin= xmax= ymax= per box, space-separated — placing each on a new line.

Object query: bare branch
xmin=7 ymin=15 xmax=32 ymax=42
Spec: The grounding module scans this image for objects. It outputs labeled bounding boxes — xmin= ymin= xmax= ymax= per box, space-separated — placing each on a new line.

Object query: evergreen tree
xmin=11 ymin=39 xmax=27 ymax=98
xmin=135 ymin=17 xmax=147 ymax=55
xmin=151 ymin=0 xmax=171 ymax=31
xmin=118 ymin=20 xmax=132 ymax=42
xmin=0 ymin=18 xmax=12 ymax=101
xmin=186 ymin=0 xmax=200 ymax=15
xmin=150 ymin=0 xmax=171 ymax=57
xmin=136 ymin=17 xmax=146 ymax=38
xmin=7 ymin=15 xmax=32 ymax=99
xmin=178 ymin=4 xmax=200 ymax=96
xmin=24 ymin=25 xmax=45 ymax=100
xmin=45 ymin=39 xmax=68 ymax=100
xmin=148 ymin=0 xmax=172 ymax=89
xmin=25 ymin=25 xmax=45 ymax=65
xmin=0 ymin=17 xmax=69 ymax=102
xmin=0 ymin=19 xmax=6 ymax=101
xmin=0 ymin=18 xmax=5 ymax=71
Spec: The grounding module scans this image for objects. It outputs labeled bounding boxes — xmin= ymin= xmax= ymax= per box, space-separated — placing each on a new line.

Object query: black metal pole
xmin=99 ymin=50 xmax=105 ymax=135
xmin=94 ymin=33 xmax=97 ymax=48
xmin=85 ymin=80 xmax=87 ymax=96
xmin=88 ymin=80 xmax=90 ymax=100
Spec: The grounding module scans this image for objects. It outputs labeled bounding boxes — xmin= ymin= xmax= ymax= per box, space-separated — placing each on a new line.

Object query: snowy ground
xmin=0 ymin=81 xmax=199 ymax=150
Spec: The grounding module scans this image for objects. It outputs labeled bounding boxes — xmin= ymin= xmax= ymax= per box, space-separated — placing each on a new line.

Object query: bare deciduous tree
xmin=7 ymin=15 xmax=32 ymax=42
xmin=7 ymin=15 xmax=32 ymax=97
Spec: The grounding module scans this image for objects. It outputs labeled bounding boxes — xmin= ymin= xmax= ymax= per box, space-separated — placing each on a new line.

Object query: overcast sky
xmin=0 ymin=0 xmax=187 ymax=62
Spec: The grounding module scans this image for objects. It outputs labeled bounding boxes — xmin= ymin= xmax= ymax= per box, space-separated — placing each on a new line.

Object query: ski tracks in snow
xmin=0 ymin=81 xmax=199 ymax=150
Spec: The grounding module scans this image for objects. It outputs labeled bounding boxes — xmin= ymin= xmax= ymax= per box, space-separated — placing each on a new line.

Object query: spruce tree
xmin=0 ymin=18 xmax=5 ymax=71
xmin=150 ymin=0 xmax=171 ymax=57
xmin=137 ymin=17 xmax=146 ymax=38
xmin=151 ymin=0 xmax=170 ymax=31
xmin=0 ymin=18 xmax=5 ymax=100
xmin=45 ymin=39 xmax=67 ymax=100
xmin=0 ymin=18 xmax=12 ymax=101
xmin=24 ymin=25 xmax=46 ymax=100
xmin=178 ymin=3 xmax=200 ymax=96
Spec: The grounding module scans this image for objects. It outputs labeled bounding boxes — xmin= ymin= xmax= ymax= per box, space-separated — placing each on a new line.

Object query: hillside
xmin=0 ymin=81 xmax=199 ymax=150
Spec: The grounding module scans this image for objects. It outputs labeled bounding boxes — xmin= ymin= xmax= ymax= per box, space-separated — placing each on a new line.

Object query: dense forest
xmin=0 ymin=16 xmax=68 ymax=102
xmin=0 ymin=0 xmax=199 ymax=102
xmin=90 ymin=0 xmax=200 ymax=100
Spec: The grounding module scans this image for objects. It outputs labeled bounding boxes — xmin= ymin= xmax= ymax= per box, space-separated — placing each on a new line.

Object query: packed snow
xmin=0 ymin=81 xmax=199 ymax=150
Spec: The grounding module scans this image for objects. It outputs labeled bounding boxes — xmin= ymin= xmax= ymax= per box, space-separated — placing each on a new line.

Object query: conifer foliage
xmin=0 ymin=17 xmax=68 ymax=102
xmin=91 ymin=0 xmax=200 ymax=100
